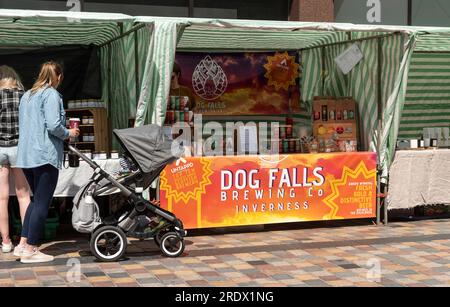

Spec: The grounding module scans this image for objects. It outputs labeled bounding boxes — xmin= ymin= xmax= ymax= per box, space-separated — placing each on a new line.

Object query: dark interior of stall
xmin=2 ymin=45 xmax=103 ymax=240
xmin=0 ymin=45 xmax=102 ymax=104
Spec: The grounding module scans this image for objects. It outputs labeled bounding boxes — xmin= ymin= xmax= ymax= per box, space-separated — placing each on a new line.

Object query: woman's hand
xmin=68 ymin=128 xmax=80 ymax=138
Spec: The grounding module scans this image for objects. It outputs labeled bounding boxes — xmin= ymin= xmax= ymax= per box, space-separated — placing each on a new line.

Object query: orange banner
xmin=160 ymin=152 xmax=377 ymax=229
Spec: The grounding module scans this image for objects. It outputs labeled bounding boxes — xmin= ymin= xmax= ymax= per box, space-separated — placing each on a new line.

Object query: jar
xmin=280 ymin=127 xmax=286 ymax=139
xmin=110 ymin=151 xmax=119 ymax=159
xmin=88 ymin=117 xmax=94 ymax=124
xmin=82 ymin=116 xmax=89 ymax=125
xmin=286 ymin=125 xmax=293 ymax=139
xmin=431 ymin=138 xmax=438 ymax=147
xmin=310 ymin=139 xmax=319 ymax=154
xmin=180 ymin=96 xmax=189 ymax=109
xmin=289 ymin=139 xmax=295 ymax=153
xmin=184 ymin=108 xmax=190 ymax=122
xmin=99 ymin=151 xmax=107 ymax=160
xmin=169 ymin=96 xmax=176 ymax=110
xmin=283 ymin=139 xmax=289 ymax=153
xmin=295 ymin=140 xmax=301 ymax=153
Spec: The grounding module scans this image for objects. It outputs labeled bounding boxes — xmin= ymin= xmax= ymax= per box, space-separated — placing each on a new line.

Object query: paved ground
xmin=0 ymin=218 xmax=449 ymax=287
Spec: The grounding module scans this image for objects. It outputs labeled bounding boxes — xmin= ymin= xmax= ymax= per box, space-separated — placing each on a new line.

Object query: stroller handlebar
xmin=67 ymin=143 xmax=133 ymax=198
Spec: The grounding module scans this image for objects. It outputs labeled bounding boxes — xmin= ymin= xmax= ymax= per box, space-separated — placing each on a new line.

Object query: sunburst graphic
xmin=263 ymin=51 xmax=300 ymax=91
xmin=322 ymin=161 xmax=377 ymax=220
xmin=160 ymin=158 xmax=213 ymax=204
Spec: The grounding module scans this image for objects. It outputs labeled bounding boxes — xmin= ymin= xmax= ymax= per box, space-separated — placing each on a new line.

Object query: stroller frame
xmin=69 ymin=144 xmax=187 ymax=261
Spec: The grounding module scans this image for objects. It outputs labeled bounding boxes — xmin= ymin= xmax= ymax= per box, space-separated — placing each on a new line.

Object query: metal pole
xmin=384 ymin=183 xmax=388 ymax=225
xmin=188 ymin=0 xmax=194 ymax=17
xmin=300 ymin=32 xmax=401 ymax=52
xmin=134 ymin=30 xmax=140 ymax=109
xmin=99 ymin=23 xmax=147 ymax=48
xmin=108 ymin=45 xmax=113 ymax=151
xmin=376 ymin=37 xmax=382 ymax=225
xmin=321 ymin=46 xmax=326 ymax=94
xmin=407 ymin=0 xmax=412 ymax=26
xmin=376 ymin=36 xmax=389 ymax=226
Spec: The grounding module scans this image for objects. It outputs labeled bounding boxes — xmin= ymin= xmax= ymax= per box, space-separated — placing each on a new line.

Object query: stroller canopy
xmin=113 ymin=125 xmax=183 ymax=174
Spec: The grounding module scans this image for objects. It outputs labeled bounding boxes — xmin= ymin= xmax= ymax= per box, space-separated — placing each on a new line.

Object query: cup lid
xmin=70 ymin=118 xmax=80 ymax=121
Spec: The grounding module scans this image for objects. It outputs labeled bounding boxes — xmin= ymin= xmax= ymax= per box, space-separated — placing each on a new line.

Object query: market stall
xmin=385 ymin=32 xmax=450 ymax=213
xmin=3 ymin=10 xmax=450 ymax=229
xmin=130 ymin=17 xmax=425 ymax=228
xmin=388 ymin=149 xmax=450 ymax=209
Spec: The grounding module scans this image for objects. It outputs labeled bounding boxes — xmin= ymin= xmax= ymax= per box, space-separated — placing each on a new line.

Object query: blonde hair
xmin=0 ymin=65 xmax=24 ymax=90
xmin=31 ymin=61 xmax=63 ymax=94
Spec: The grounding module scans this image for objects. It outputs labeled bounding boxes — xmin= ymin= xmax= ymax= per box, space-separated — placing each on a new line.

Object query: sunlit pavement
xmin=1 ymin=218 xmax=449 ymax=287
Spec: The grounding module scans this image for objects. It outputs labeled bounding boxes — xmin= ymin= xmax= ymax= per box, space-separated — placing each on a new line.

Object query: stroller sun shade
xmin=113 ymin=125 xmax=184 ymax=174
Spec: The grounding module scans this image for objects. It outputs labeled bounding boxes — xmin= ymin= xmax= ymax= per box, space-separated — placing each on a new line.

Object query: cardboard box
xmin=313 ymin=97 xmax=356 ymax=123
xmin=313 ymin=122 xmax=357 ymax=140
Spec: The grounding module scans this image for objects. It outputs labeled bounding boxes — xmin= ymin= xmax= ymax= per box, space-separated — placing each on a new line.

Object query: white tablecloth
xmin=8 ymin=159 xmax=121 ymax=197
xmin=387 ymin=149 xmax=450 ymax=209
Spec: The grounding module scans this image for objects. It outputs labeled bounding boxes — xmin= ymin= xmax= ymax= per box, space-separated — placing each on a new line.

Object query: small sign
xmin=335 ymin=44 xmax=364 ymax=75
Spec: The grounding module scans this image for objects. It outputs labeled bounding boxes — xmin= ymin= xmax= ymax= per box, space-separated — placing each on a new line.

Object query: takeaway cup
xmin=69 ymin=118 xmax=80 ymax=129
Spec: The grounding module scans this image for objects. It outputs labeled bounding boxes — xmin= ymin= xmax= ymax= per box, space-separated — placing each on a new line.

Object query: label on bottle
xmin=322 ymin=105 xmax=328 ymax=122
xmin=329 ymin=110 xmax=335 ymax=120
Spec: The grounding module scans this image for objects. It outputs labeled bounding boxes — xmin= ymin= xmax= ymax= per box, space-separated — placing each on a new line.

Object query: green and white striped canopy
xmin=3 ymin=9 xmax=450 ymax=178
xmin=0 ymin=9 xmax=133 ymax=46
xmin=133 ymin=17 xmax=450 ymax=181
xmin=0 ymin=9 xmax=135 ymax=150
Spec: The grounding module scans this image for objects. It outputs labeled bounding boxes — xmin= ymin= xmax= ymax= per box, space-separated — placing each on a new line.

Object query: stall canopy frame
xmin=2 ymin=10 xmax=450 ymax=223
xmin=0 ymin=9 xmax=139 ymax=151
xmin=131 ymin=17 xmax=450 ymax=224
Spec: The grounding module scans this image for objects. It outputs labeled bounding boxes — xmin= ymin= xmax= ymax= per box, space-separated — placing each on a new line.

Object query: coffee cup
xmin=69 ymin=118 xmax=80 ymax=143
xmin=69 ymin=118 xmax=80 ymax=129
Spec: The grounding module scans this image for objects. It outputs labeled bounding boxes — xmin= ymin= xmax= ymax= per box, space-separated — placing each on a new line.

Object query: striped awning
xmin=0 ymin=9 xmax=133 ymax=47
xmin=415 ymin=32 xmax=450 ymax=52
xmin=177 ymin=26 xmax=346 ymax=51
xmin=4 ymin=10 xmax=450 ymax=171
xmin=399 ymin=52 xmax=450 ymax=139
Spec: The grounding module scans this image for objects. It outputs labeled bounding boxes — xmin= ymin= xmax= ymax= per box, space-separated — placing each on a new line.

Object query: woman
xmin=16 ymin=61 xmax=79 ymax=264
xmin=0 ymin=66 xmax=31 ymax=254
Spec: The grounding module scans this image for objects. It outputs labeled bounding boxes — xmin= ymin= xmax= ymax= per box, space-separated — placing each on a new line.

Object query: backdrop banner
xmin=174 ymin=51 xmax=302 ymax=115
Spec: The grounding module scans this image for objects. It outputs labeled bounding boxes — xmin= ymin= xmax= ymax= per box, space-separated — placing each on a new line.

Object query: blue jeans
xmin=21 ymin=164 xmax=59 ymax=245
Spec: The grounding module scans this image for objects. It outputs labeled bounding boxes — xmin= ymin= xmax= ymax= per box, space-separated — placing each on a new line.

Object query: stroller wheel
xmin=160 ymin=232 xmax=185 ymax=257
xmin=90 ymin=226 xmax=127 ymax=262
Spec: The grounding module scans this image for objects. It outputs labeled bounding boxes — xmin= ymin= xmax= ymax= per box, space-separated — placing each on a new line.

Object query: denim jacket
xmin=16 ymin=87 xmax=69 ymax=170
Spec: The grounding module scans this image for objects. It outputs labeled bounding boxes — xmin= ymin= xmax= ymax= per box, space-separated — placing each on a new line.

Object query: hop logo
xmin=192 ymin=56 xmax=228 ymax=101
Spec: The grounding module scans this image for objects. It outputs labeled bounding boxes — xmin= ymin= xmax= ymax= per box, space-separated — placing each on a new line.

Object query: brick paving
xmin=0 ymin=219 xmax=449 ymax=287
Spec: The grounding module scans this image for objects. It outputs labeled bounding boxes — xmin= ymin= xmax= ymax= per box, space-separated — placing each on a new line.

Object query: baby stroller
xmin=69 ymin=124 xmax=186 ymax=262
